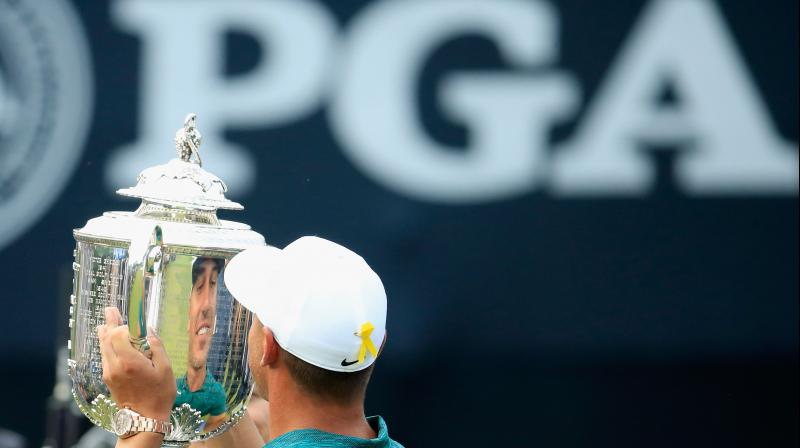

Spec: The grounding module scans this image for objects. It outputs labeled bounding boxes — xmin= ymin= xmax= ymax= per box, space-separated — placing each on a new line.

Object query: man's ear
xmin=261 ymin=325 xmax=279 ymax=366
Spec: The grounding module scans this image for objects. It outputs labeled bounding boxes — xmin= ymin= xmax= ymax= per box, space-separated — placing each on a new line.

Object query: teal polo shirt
xmin=174 ymin=370 xmax=227 ymax=417
xmin=265 ymin=416 xmax=404 ymax=448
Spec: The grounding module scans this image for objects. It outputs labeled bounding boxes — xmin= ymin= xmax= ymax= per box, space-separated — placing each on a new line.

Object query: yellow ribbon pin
xmin=356 ymin=321 xmax=378 ymax=363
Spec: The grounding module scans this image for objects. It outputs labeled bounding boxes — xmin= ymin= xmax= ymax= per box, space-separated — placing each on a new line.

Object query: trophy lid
xmin=116 ymin=113 xmax=243 ymax=213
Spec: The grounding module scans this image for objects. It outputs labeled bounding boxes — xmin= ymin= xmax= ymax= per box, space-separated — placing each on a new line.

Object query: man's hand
xmin=97 ymin=307 xmax=176 ymax=422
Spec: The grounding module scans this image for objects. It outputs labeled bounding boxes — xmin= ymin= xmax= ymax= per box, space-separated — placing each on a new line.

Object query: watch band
xmin=131 ymin=414 xmax=172 ymax=435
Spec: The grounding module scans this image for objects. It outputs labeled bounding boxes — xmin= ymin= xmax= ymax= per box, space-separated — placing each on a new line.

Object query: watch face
xmin=112 ymin=410 xmax=133 ymax=436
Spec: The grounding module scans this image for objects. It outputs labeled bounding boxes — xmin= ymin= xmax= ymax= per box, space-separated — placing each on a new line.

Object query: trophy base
xmin=70 ymin=376 xmax=247 ymax=445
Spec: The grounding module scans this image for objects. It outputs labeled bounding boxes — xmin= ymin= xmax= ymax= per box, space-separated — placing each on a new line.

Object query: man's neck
xmin=267 ymin=377 xmax=376 ymax=441
xmin=186 ymin=365 xmax=206 ymax=392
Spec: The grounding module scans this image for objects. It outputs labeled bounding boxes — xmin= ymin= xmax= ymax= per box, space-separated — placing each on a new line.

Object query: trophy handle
xmin=126 ymin=224 xmax=164 ymax=355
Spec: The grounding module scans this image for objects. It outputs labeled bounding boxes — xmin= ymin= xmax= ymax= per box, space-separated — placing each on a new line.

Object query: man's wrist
xmin=148 ymin=409 xmax=172 ymax=422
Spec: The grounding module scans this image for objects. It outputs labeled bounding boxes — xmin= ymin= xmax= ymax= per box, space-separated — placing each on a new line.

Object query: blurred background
xmin=0 ymin=0 xmax=797 ymax=446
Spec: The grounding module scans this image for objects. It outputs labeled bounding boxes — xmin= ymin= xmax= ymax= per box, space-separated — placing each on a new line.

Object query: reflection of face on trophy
xmin=188 ymin=259 xmax=219 ymax=372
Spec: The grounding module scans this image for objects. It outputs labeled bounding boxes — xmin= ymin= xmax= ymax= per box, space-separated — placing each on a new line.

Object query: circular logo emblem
xmin=0 ymin=0 xmax=93 ymax=251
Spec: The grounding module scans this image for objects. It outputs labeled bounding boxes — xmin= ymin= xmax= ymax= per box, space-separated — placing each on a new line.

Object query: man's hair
xmin=280 ymin=347 xmax=375 ymax=403
xmin=191 ymin=257 xmax=224 ymax=286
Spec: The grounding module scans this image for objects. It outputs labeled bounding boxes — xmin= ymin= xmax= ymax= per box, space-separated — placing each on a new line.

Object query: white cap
xmin=224 ymin=236 xmax=387 ymax=372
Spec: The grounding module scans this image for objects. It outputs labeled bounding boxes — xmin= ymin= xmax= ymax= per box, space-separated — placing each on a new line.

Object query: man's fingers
xmin=104 ymin=306 xmax=123 ymax=328
xmin=146 ymin=334 xmax=172 ymax=372
xmin=108 ymin=325 xmax=148 ymax=362
xmin=146 ymin=331 xmax=163 ymax=350
xmin=98 ymin=324 xmax=118 ymax=378
xmin=97 ymin=323 xmax=107 ymax=341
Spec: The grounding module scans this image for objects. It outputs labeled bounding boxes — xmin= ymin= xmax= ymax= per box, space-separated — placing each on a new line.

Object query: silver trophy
xmin=68 ymin=114 xmax=266 ymax=445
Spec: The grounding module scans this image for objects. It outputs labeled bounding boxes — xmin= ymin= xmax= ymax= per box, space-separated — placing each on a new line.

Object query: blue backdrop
xmin=0 ymin=0 xmax=797 ymax=446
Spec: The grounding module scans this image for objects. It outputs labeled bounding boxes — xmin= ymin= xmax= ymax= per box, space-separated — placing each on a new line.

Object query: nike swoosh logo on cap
xmin=340 ymin=359 xmax=358 ymax=367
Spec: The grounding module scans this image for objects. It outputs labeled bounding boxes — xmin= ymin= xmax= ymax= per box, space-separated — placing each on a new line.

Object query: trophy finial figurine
xmin=175 ymin=113 xmax=203 ymax=166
